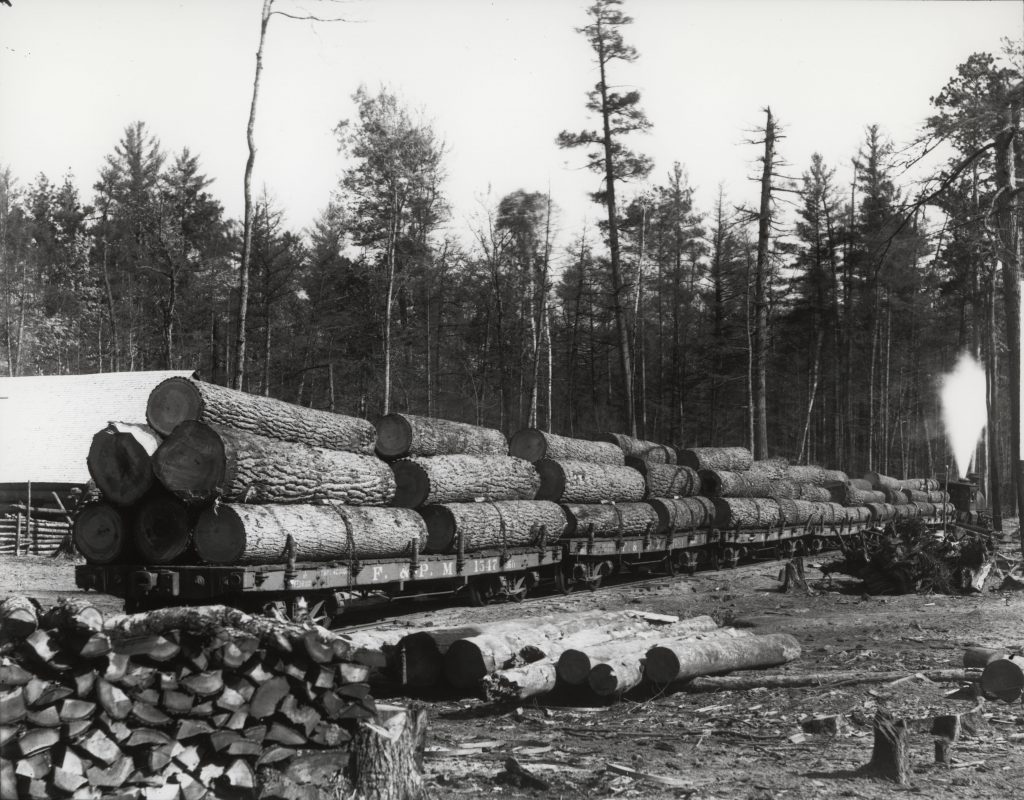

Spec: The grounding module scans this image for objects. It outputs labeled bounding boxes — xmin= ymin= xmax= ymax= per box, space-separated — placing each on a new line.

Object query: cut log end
xmin=508 ymin=429 xmax=547 ymax=463
xmin=375 ymin=414 xmax=414 ymax=459
xmin=390 ymin=460 xmax=430 ymax=509
xmin=146 ymin=377 xmax=203 ymax=437
xmin=194 ymin=505 xmax=246 ymax=564
xmin=87 ymin=426 xmax=156 ymax=507
xmin=73 ymin=504 xmax=127 ymax=565
xmin=418 ymin=505 xmax=458 ymax=554
xmin=134 ymin=495 xmax=191 ymax=564
xmin=151 ymin=420 xmax=226 ymax=500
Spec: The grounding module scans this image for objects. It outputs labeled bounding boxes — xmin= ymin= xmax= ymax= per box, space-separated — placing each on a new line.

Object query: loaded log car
xmin=74 ymin=379 xmax=960 ymax=620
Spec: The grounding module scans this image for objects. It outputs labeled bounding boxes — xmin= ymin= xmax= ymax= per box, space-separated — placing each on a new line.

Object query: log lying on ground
xmin=133 ymin=493 xmax=192 ymax=564
xmin=626 ymin=459 xmax=700 ymax=498
xmin=555 ymin=616 xmax=721 ymax=686
xmin=73 ymin=504 xmax=130 ymax=564
xmin=647 ymin=496 xmax=716 ymax=533
xmin=391 ymin=455 xmax=539 ymax=508
xmin=676 ymin=446 xmax=753 ymax=472
xmin=745 ymin=458 xmax=789 ymax=479
xmin=644 ymin=632 xmax=801 ymax=684
xmin=152 ymin=420 xmax=395 ymax=506
xmin=443 ymin=610 xmax=670 ymax=689
xmin=598 ymin=433 xmax=676 ymax=464
xmin=509 ymin=429 xmax=623 ymax=465
xmin=710 ymin=497 xmax=782 ymax=528
xmin=700 ymin=469 xmax=773 ymax=498
xmin=375 ymin=413 xmax=506 ymax=460
xmin=534 ymin=459 xmax=644 ymax=504
xmin=683 ymin=667 xmax=982 ymax=692
xmin=417 ymin=500 xmax=566 ymax=554
xmin=193 ymin=503 xmax=428 ymax=564
xmin=87 ymin=423 xmax=161 ymax=507
xmin=561 ymin=502 xmax=659 ymax=537
xmin=146 ymin=376 xmax=375 ymax=453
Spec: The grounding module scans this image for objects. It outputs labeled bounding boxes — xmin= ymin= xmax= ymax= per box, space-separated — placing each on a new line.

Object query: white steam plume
xmin=940 ymin=352 xmax=987 ymax=479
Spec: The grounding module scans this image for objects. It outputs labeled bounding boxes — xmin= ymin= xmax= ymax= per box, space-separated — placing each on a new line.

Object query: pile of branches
xmin=824 ymin=519 xmax=997 ymax=595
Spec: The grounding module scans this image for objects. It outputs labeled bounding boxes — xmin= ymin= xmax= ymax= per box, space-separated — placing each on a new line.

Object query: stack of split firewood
xmin=319 ymin=607 xmax=802 ymax=703
xmin=0 ymin=596 xmax=426 ymax=800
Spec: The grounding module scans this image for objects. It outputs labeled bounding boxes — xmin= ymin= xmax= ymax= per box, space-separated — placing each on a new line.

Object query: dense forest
xmin=1 ymin=2 xmax=1021 ymax=515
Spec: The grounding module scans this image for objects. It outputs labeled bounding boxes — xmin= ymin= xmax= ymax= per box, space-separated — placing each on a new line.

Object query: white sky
xmin=1 ymin=0 xmax=1021 ymax=252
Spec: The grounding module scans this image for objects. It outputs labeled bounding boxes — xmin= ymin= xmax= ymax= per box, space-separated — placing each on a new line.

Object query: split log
xmin=625 ymin=459 xmax=700 ymax=498
xmin=700 ymin=469 xmax=773 ymax=498
xmin=375 ymin=413 xmax=506 ymax=460
xmin=87 ymin=423 xmax=162 ymax=507
xmin=647 ymin=496 xmax=716 ymax=533
xmin=557 ymin=617 xmax=724 ymax=686
xmin=644 ymin=632 xmax=801 ymax=684
xmin=152 ymin=420 xmax=395 ymax=506
xmin=0 ymin=596 xmax=38 ymax=639
xmin=680 ymin=668 xmax=984 ymax=692
xmin=865 ymin=710 xmax=911 ymax=784
xmin=598 ymin=433 xmax=676 ymax=464
xmin=534 ymin=459 xmax=644 ymax=504
xmin=443 ymin=610 xmax=666 ymax=689
xmin=391 ymin=455 xmax=539 ymax=508
xmin=561 ymin=502 xmax=659 ymax=538
xmin=193 ymin=503 xmax=428 ymax=564
xmin=676 ymin=446 xmax=753 ymax=472
xmin=417 ymin=500 xmax=565 ymax=554
xmin=710 ymin=498 xmax=782 ymax=529
xmin=146 ymin=376 xmax=375 ymax=452
xmin=72 ymin=504 xmax=130 ymax=564
xmin=133 ymin=493 xmax=192 ymax=564
xmin=352 ymin=705 xmax=428 ymax=800
xmin=509 ymin=429 xmax=623 ymax=465
xmin=745 ymin=458 xmax=789 ymax=479
xmin=40 ymin=598 xmax=103 ymax=636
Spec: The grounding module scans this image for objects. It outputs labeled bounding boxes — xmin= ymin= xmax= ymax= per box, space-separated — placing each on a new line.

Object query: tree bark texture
xmin=647 ymin=497 xmax=716 ymax=533
xmin=745 ymin=458 xmax=789 ymax=479
xmin=374 ymin=413 xmax=506 ymax=460
xmin=391 ymin=455 xmax=539 ymax=508
xmin=626 ymin=458 xmax=700 ymax=498
xmin=152 ymin=420 xmax=395 ymax=506
xmin=864 ymin=471 xmax=936 ymax=492
xmin=710 ymin=497 xmax=782 ymax=528
xmin=534 ymin=459 xmax=644 ymax=503
xmin=598 ymin=432 xmax=676 ymax=464
xmin=865 ymin=710 xmax=911 ymax=784
xmin=417 ymin=500 xmax=566 ymax=554
xmin=87 ymin=423 xmax=162 ymax=507
xmin=773 ymin=498 xmax=828 ymax=526
xmin=829 ymin=484 xmax=886 ymax=506
xmin=561 ymin=502 xmax=659 ymax=537
xmin=797 ymin=484 xmax=831 ymax=502
xmin=193 ymin=503 xmax=428 ymax=565
xmin=865 ymin=502 xmax=897 ymax=522
xmin=786 ymin=465 xmax=826 ymax=484
xmin=353 ymin=706 xmax=428 ymax=800
xmin=644 ymin=632 xmax=801 ymax=684
xmin=676 ymin=447 xmax=753 ymax=472
xmin=481 ymin=661 xmax=559 ymax=703
xmin=147 ymin=376 xmax=376 ymax=453
xmin=683 ymin=668 xmax=980 ymax=692
xmin=73 ymin=504 xmax=130 ymax=564
xmin=699 ymin=469 xmax=775 ymax=498
xmin=508 ymin=429 xmax=623 ymax=465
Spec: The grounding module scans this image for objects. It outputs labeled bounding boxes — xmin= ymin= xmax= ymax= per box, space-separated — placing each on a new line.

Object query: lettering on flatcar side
xmin=472 ymin=558 xmax=498 ymax=573
xmin=399 ymin=568 xmax=409 ymax=580
xmin=372 ymin=566 xmax=385 ymax=582
xmin=442 ymin=562 xmax=454 ymax=576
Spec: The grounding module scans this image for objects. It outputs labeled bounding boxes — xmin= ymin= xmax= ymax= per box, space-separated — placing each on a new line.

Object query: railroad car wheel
xmin=468 ymin=576 xmax=500 ymax=607
xmin=663 ymin=554 xmax=676 ymax=576
xmin=553 ymin=568 xmax=574 ymax=595
xmin=502 ymin=575 xmax=530 ymax=603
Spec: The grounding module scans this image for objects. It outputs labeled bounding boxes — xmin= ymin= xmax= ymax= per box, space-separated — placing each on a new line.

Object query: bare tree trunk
xmin=382 ymin=188 xmax=400 ymax=416
xmin=986 ymin=272 xmax=1003 ymax=530
xmin=752 ymin=107 xmax=775 ymax=460
xmin=797 ymin=327 xmax=823 ymax=463
xmin=233 ymin=0 xmax=273 ymax=391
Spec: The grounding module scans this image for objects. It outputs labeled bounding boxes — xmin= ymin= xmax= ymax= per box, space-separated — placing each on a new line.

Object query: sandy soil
xmin=2 ymin=531 xmax=1022 ymax=800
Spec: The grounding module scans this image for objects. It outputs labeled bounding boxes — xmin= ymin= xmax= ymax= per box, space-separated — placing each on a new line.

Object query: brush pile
xmin=822 ymin=519 xmax=997 ymax=595
xmin=0 ymin=596 xmax=425 ymax=800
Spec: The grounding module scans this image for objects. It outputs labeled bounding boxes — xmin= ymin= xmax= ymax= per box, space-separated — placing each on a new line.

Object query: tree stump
xmin=352 ymin=705 xmax=428 ymax=800
xmin=864 ymin=709 xmax=911 ymax=784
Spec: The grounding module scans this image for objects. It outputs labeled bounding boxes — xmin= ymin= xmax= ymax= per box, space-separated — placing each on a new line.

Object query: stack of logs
xmin=0 ymin=491 xmax=74 ymax=558
xmin=0 ymin=596 xmax=426 ymax=800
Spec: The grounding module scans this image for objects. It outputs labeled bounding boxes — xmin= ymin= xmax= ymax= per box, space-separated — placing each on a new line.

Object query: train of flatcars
xmin=76 ymin=506 xmax=971 ymax=618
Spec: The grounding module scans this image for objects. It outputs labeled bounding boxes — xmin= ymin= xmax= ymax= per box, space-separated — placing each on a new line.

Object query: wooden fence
xmin=0 ymin=482 xmax=74 ymax=556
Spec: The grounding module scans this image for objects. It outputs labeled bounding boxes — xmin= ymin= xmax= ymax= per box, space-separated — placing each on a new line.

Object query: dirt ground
xmin=3 ymin=529 xmax=1022 ymax=800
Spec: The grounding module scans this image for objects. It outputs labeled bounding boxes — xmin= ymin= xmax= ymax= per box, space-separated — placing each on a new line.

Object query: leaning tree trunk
xmin=87 ymin=422 xmax=162 ymax=507
xmin=646 ymin=497 xmax=716 ymax=533
xmin=417 ymin=500 xmax=566 ymax=554
xmin=534 ymin=459 xmax=645 ymax=504
xmin=73 ymin=504 xmax=131 ymax=565
xmin=710 ymin=497 xmax=782 ymax=528
xmin=147 ymin=376 xmax=375 ymax=453
xmin=625 ymin=458 xmax=700 ymax=498
xmin=152 ymin=420 xmax=395 ymax=506
xmin=391 ymin=455 xmax=539 ymax=508
xmin=561 ymin=502 xmax=659 ymax=537
xmin=193 ymin=504 xmax=428 ymax=565
xmin=598 ymin=432 xmax=676 ymax=464
xmin=374 ymin=413 xmax=506 ymax=460
xmin=509 ymin=429 xmax=623 ymax=465
xmin=643 ymin=632 xmax=801 ymax=684
xmin=676 ymin=446 xmax=753 ymax=472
